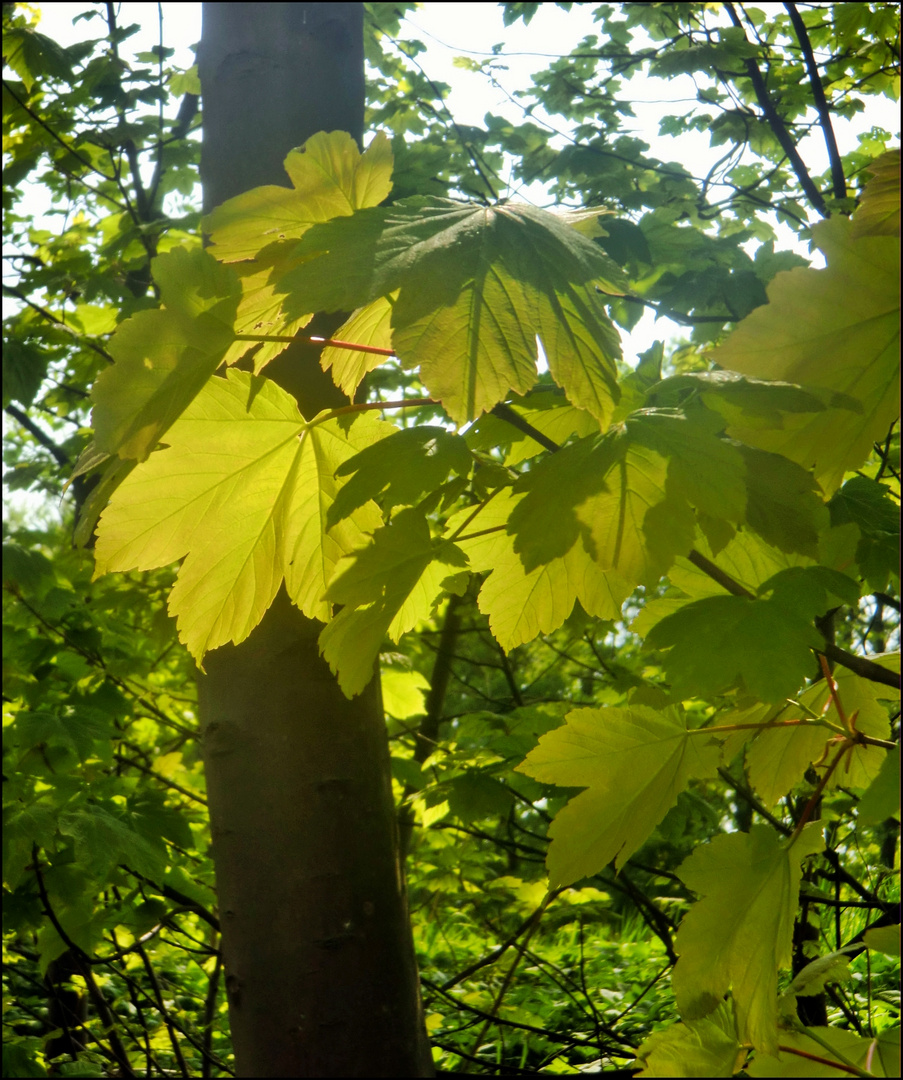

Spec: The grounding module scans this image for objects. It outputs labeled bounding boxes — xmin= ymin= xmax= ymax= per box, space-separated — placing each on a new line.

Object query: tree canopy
xmin=3 ymin=3 xmax=900 ymax=1077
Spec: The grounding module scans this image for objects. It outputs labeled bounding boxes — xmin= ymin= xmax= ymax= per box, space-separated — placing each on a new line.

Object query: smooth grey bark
xmin=196 ymin=5 xmax=433 ymax=1075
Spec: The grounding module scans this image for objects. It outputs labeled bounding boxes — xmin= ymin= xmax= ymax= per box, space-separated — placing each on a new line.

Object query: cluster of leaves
xmin=3 ymin=2 xmax=901 ymax=1077
xmin=82 ymin=115 xmax=901 ymax=1071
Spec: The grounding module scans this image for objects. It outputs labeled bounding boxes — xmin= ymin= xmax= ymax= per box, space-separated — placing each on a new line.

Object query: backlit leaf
xmin=672 ymin=824 xmax=825 ymax=1053
xmin=279 ymin=197 xmax=627 ymax=423
xmin=95 ymin=370 xmax=391 ymax=662
xmin=204 ymin=131 xmax=393 ymax=371
xmin=450 ymin=488 xmax=632 ymax=650
xmin=320 ymin=509 xmax=469 ymax=695
xmin=320 ymin=295 xmax=396 ymax=399
xmin=714 ymin=216 xmax=900 ymax=494
xmin=748 ymin=1025 xmax=894 ymax=1077
xmin=91 ymin=247 xmax=240 ymax=461
xmin=516 ymin=705 xmax=721 ymax=886
xmin=634 ymin=1002 xmax=742 ymax=1077
xmin=203 ymin=130 xmax=393 ymax=262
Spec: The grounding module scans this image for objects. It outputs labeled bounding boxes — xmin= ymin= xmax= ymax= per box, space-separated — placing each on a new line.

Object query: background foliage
xmin=3 ymin=3 xmax=900 ymax=1077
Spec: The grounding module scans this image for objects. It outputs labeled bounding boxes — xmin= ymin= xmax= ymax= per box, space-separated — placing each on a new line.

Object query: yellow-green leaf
xmin=94 ymin=370 xmax=390 ymax=663
xmin=203 ymin=130 xmax=393 ymax=262
xmin=714 ymin=216 xmax=900 ymax=494
xmin=321 ymin=295 xmax=395 ymax=399
xmin=672 ymin=824 xmax=825 ymax=1053
xmin=450 ymin=488 xmax=631 ymax=650
xmin=205 ymin=131 xmax=393 ymax=372
xmin=91 ymin=247 xmax=240 ymax=461
xmin=748 ymin=1025 xmax=895 ymax=1077
xmin=320 ymin=509 xmax=468 ymax=696
xmin=635 ymin=1002 xmax=742 ymax=1078
xmin=279 ymin=197 xmax=627 ymax=424
xmin=516 ymin=705 xmax=721 ymax=887
xmin=852 ymin=148 xmax=900 ymax=238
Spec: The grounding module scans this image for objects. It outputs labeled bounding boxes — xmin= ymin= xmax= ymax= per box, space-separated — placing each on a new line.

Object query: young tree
xmin=3 ymin=3 xmax=900 ymax=1078
xmin=194 ymin=6 xmax=431 ymax=1075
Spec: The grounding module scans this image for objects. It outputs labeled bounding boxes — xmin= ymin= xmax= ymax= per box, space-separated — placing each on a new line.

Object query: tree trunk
xmin=196 ymin=5 xmax=433 ymax=1075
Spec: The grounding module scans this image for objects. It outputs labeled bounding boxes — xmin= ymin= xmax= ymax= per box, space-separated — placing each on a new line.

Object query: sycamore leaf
xmin=672 ymin=824 xmax=825 ymax=1053
xmin=714 ymin=216 xmax=900 ymax=494
xmin=857 ymin=750 xmax=901 ymax=825
xmin=278 ymin=197 xmax=627 ymax=423
xmin=282 ymin=411 xmax=394 ymax=622
xmin=630 ymin=528 xmax=816 ymax=641
xmin=741 ymin=704 xmax=833 ymax=808
xmin=757 ymin=565 xmax=861 ymax=610
xmin=94 ymin=370 xmax=390 ymax=663
xmin=643 ymin=561 xmax=849 ymax=701
xmin=91 ymin=248 xmax=240 ymax=461
xmin=829 ymin=475 xmax=901 ymax=592
xmin=725 ymin=659 xmax=894 ymax=805
xmin=320 ymin=509 xmax=469 ymax=696
xmin=648 ymin=369 xmax=841 ymax=429
xmin=852 ymin=148 xmax=900 ymax=239
xmin=449 ymin=488 xmax=632 ymax=651
xmin=203 ymin=131 xmax=393 ymax=371
xmin=508 ymin=410 xmax=745 ymax=589
xmin=782 ymin=951 xmax=852 ymax=1012
xmin=689 ymin=529 xmax=813 ymax=596
xmin=634 ymin=1002 xmax=742 ymax=1078
xmin=381 ymin=668 xmax=430 ymax=720
xmin=328 ymin=426 xmax=473 ymax=527
xmin=516 ymin=705 xmax=721 ymax=887
xmin=320 ymin=295 xmax=395 ymax=399
xmin=864 ymin=925 xmax=901 ymax=958
xmin=737 ymin=445 xmax=829 ymax=557
xmin=798 ymin=663 xmax=895 ymax=792
xmin=215 ymin=246 xmax=317 ymax=372
xmin=748 ymin=1026 xmax=895 ymax=1078
xmin=203 ymin=130 xmax=393 ymax=262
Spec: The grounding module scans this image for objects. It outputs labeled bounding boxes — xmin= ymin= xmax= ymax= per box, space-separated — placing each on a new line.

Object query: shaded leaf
xmin=320 ymin=509 xmax=468 ymax=695
xmin=280 ymin=197 xmax=627 ymax=423
xmin=328 ymin=425 xmax=472 ymax=527
xmin=644 ymin=592 xmax=824 ymax=703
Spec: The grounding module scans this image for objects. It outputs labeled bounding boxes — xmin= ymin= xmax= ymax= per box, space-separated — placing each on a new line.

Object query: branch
xmin=4 ymin=404 xmax=70 ymax=467
xmin=688 ymin=550 xmax=901 ymax=691
xmin=687 ymin=548 xmax=753 ymax=597
xmin=723 ymin=3 xmax=828 ymax=216
xmin=597 ymin=286 xmax=736 ymax=326
xmin=2 ymin=78 xmax=116 ymax=184
xmin=783 ymin=3 xmax=846 ymax=200
xmin=490 ymin=402 xmax=563 ymax=453
xmin=3 ymin=284 xmax=116 ymax=365
xmin=32 ymin=846 xmax=138 ymax=1077
xmin=819 ymin=641 xmax=901 ymax=691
